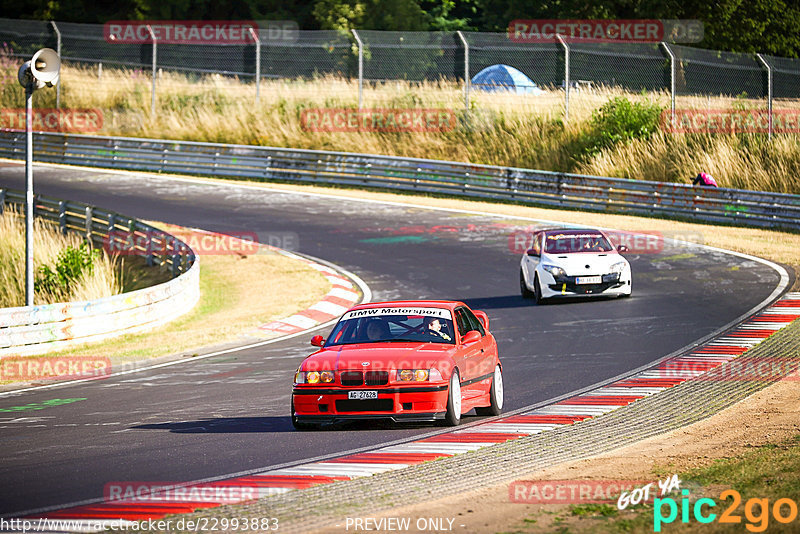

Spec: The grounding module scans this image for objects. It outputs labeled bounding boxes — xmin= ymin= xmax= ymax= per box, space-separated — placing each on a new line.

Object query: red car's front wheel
xmin=444 ymin=369 xmax=462 ymax=426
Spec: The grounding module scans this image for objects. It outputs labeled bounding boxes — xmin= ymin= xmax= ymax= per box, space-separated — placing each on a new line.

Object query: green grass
xmin=508 ymin=433 xmax=800 ymax=533
xmin=570 ymin=503 xmax=620 ymax=517
xmin=0 ymin=209 xmax=152 ymax=307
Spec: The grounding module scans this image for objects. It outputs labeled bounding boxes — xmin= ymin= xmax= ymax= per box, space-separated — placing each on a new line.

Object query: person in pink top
xmin=692 ymin=172 xmax=718 ymax=187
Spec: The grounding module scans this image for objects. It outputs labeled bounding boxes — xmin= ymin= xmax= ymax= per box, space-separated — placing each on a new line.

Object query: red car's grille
xmin=335 ymin=399 xmax=394 ymax=412
xmin=340 ymin=371 xmax=363 ymax=386
xmin=339 ymin=371 xmax=389 ymax=386
xmin=365 ymin=371 xmax=389 ymax=385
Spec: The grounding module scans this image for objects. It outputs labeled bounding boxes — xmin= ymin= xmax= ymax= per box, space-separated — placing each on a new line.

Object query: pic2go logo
xmin=654 ymin=489 xmax=799 ymax=532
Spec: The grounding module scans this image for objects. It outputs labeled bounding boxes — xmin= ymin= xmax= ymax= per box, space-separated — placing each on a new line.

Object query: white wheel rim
xmin=494 ymin=365 xmax=504 ymax=410
xmin=451 ymin=373 xmax=461 ymax=415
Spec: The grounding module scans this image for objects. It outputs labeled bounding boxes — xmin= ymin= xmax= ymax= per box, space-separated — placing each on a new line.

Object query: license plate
xmin=576 ymin=275 xmax=602 ymax=285
xmin=348 ymin=390 xmax=378 ymax=400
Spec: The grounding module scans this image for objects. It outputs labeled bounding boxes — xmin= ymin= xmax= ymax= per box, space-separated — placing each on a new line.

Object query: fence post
xmin=756 ymin=54 xmax=773 ymax=140
xmin=250 ymin=26 xmax=261 ymax=104
xmin=58 ymin=200 xmax=67 ymax=234
xmin=660 ymin=42 xmax=676 ymax=126
xmin=0 ymin=189 xmax=5 ymax=215
xmin=50 ymin=21 xmax=61 ymax=109
xmin=352 ymin=29 xmax=363 ymax=110
xmin=556 ymin=34 xmax=569 ymax=122
xmin=85 ymin=206 xmax=93 ymax=242
xmin=456 ymin=31 xmax=469 ymax=113
xmin=146 ymin=25 xmax=157 ymax=115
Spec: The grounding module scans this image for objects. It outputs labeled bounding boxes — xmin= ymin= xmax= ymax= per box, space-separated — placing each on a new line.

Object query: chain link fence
xmin=763 ymin=54 xmax=800 ymax=100
xmin=668 ymin=45 xmax=768 ymax=109
xmin=1 ymin=17 xmax=799 ymax=132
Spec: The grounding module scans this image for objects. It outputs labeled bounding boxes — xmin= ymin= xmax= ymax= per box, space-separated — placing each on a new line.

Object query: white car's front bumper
xmin=537 ymin=267 xmax=632 ymax=298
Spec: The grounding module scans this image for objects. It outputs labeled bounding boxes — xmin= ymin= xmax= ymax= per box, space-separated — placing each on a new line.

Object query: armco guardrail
xmin=1 ymin=131 xmax=799 ymax=231
xmin=0 ymin=187 xmax=199 ymax=357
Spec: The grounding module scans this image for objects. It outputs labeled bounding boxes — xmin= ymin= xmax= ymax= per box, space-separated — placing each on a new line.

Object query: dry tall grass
xmin=2 ymin=64 xmax=798 ymax=193
xmin=0 ymin=209 xmax=121 ymax=307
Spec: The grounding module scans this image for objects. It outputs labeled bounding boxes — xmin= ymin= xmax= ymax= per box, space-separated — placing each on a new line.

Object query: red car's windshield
xmin=325 ymin=309 xmax=455 ymax=346
xmin=544 ymin=232 xmax=613 ymax=253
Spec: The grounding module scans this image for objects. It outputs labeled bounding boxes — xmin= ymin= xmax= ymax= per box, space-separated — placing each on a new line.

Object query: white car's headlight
xmin=542 ymin=264 xmax=566 ymax=278
xmin=609 ymin=261 xmax=627 ymax=273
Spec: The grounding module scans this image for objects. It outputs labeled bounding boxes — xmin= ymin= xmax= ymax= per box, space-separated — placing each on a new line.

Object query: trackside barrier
xmin=0 ymin=187 xmax=199 ymax=357
xmin=0 ymin=131 xmax=798 ymax=231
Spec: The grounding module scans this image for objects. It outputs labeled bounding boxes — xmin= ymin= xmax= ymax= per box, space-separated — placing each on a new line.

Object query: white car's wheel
xmin=444 ymin=369 xmax=462 ymax=426
xmin=534 ymin=274 xmax=547 ymax=304
xmin=520 ymin=268 xmax=535 ymax=299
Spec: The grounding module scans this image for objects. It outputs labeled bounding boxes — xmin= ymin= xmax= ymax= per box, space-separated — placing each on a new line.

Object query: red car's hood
xmin=303 ymin=342 xmax=457 ymax=372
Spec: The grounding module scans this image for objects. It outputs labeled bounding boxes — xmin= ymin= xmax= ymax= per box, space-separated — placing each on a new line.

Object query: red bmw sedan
xmin=291 ymin=301 xmax=503 ymax=429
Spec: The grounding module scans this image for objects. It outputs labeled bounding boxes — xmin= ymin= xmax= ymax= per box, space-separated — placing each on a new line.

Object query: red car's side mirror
xmin=526 ymin=248 xmax=539 ymax=256
xmin=473 ymin=310 xmax=489 ymax=330
xmin=461 ymin=330 xmax=481 ymax=344
xmin=618 ymin=245 xmax=629 ymax=253
xmin=310 ymin=335 xmax=325 ymax=347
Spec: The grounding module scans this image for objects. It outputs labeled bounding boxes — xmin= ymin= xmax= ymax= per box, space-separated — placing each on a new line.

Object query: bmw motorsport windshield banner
xmin=341 ymin=307 xmax=450 ymax=321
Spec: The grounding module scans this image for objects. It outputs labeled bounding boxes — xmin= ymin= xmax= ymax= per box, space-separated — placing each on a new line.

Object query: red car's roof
xmin=539 ymin=227 xmax=605 ymax=236
xmin=347 ymin=300 xmax=464 ymax=312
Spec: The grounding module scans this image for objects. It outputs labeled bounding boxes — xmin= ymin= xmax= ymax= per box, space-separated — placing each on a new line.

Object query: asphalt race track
xmin=0 ymin=162 xmax=787 ymax=517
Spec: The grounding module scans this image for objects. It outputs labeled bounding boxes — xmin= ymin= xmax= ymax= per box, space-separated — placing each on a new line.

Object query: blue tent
xmin=471 ymin=64 xmax=542 ymax=95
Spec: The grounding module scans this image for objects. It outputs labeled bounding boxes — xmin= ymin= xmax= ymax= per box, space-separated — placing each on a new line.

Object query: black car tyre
xmin=475 ymin=364 xmax=504 ymax=416
xmin=444 ymin=369 xmax=462 ymax=426
xmin=534 ymin=274 xmax=546 ymax=305
xmin=520 ymin=268 xmax=535 ymax=299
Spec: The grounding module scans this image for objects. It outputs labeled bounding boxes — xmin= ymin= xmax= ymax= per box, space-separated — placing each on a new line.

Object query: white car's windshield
xmin=544 ymin=232 xmax=614 ymax=254
xmin=325 ymin=308 xmax=455 ymax=346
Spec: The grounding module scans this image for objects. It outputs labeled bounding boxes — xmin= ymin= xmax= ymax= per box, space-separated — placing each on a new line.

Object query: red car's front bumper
xmin=292 ymin=383 xmax=449 ymax=424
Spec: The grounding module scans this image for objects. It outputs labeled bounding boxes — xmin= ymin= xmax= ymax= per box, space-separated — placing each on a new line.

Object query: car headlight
xmin=397 ymin=369 xmax=432 ymax=382
xmin=609 ymin=261 xmax=627 ymax=273
xmin=295 ymin=369 xmax=334 ymax=384
xmin=542 ymin=264 xmax=566 ymax=278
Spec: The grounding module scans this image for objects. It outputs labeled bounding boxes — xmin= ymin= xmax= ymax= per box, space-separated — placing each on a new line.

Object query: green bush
xmin=579 ymin=97 xmax=664 ymax=159
xmin=35 ymin=243 xmax=99 ymax=298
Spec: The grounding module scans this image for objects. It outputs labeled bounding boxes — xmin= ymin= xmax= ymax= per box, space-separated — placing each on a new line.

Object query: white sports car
xmin=520 ymin=228 xmax=632 ymax=303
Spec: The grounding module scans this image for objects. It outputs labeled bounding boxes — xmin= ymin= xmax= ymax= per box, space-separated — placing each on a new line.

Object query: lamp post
xmin=17 ymin=48 xmax=61 ymax=306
